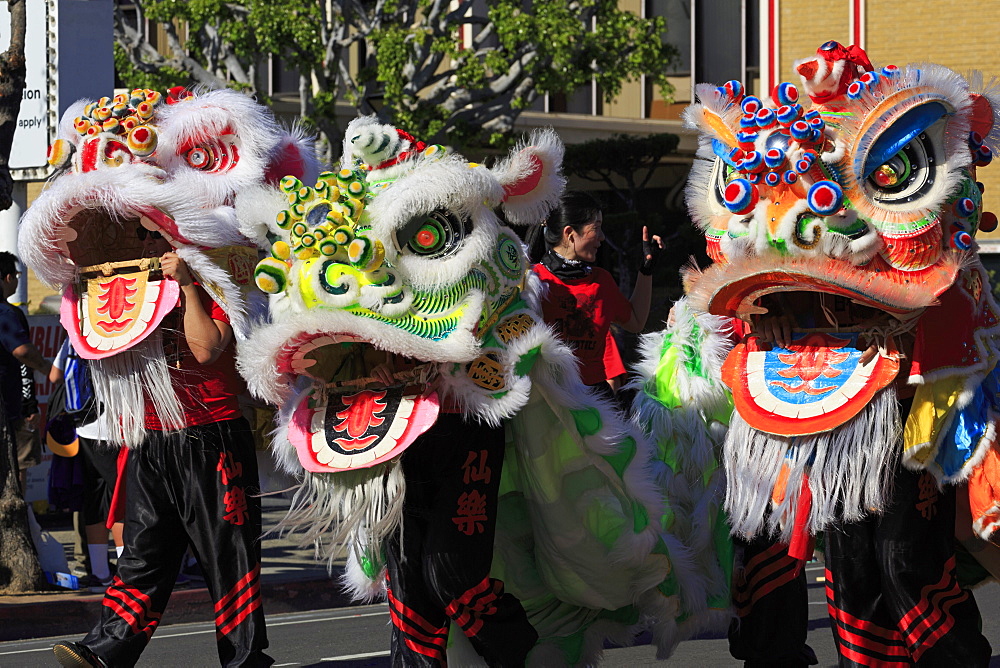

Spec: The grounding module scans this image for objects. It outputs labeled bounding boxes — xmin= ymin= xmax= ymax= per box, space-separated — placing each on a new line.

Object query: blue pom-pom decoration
xmin=740 ymin=150 xmax=764 ymax=172
xmin=976 ymin=145 xmax=993 ymax=167
xmin=783 ymin=170 xmax=799 ymax=184
xmin=741 ymin=96 xmax=763 ymax=115
xmin=776 ymin=104 xmax=802 ymax=124
xmin=790 ymin=120 xmax=812 ymax=141
xmin=736 ymin=130 xmax=759 ymax=148
xmin=807 ymin=180 xmax=844 ymax=216
xmin=723 ymin=80 xmax=745 ymax=100
xmin=772 ymin=82 xmax=800 ymax=106
xmin=755 ymin=108 xmax=777 ymax=129
xmin=955 ymin=197 xmax=977 ymax=218
xmin=764 ymin=171 xmax=781 ymax=186
xmin=764 ymin=148 xmax=785 ymax=169
xmin=951 ymin=230 xmax=973 ymax=250
xmin=858 ymin=71 xmax=881 ymax=87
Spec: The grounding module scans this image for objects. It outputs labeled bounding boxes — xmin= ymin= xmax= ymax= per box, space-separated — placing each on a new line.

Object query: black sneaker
xmin=52 ymin=642 xmax=108 ymax=668
xmin=86 ymin=574 xmax=113 ymax=594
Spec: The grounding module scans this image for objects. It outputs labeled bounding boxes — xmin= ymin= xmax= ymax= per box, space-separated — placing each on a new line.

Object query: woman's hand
xmin=160 ymin=252 xmax=193 ymax=287
xmin=639 ymin=226 xmax=664 ymax=276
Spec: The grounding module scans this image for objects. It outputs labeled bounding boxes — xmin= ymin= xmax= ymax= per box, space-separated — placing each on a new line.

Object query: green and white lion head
xmin=238 ymin=117 xmax=564 ymax=475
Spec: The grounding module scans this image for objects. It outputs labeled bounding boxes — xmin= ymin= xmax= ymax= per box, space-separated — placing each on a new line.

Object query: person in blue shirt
xmin=0 ymin=251 xmax=55 ymax=494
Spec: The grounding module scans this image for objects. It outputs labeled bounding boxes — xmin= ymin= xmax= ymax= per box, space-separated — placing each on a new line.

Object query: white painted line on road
xmin=322 ymin=650 xmax=391 ymax=660
xmin=269 ymin=610 xmax=389 ymax=627
xmin=153 ymin=610 xmax=390 ymax=640
xmin=0 ymin=647 xmax=51 ymax=656
xmin=0 ymin=610 xmax=391 ymax=655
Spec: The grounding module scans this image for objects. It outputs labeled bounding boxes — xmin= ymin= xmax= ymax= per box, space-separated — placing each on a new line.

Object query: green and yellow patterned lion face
xmin=239 ymin=117 xmax=564 ymax=475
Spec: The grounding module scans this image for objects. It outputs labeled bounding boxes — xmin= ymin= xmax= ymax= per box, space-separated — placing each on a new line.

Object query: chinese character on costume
xmin=26 ymin=87 xmax=319 ymax=668
xmin=635 ymin=42 xmax=1000 ymax=666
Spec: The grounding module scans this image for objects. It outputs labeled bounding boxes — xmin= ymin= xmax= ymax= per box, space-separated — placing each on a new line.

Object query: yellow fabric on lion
xmin=903 ymin=375 xmax=969 ymax=467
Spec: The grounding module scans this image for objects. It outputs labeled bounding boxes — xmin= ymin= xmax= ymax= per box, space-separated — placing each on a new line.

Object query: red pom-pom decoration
xmin=980 ymin=211 xmax=999 ymax=232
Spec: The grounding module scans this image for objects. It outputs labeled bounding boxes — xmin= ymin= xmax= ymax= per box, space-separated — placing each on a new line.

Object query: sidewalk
xmin=0 ymin=496 xmax=356 ymax=642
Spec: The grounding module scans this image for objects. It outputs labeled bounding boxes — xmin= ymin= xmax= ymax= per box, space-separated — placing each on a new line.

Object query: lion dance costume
xmin=237 ymin=117 xmax=731 ymax=664
xmin=23 ymin=87 xmax=317 ymax=667
xmin=636 ymin=42 xmax=1000 ymax=666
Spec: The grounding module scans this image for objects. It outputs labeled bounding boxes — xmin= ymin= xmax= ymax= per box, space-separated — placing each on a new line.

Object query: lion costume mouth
xmin=57 ymin=205 xmax=185 ymax=360
xmin=685 ymin=251 xmax=964 ymax=319
xmin=275 ymin=332 xmax=441 ymax=473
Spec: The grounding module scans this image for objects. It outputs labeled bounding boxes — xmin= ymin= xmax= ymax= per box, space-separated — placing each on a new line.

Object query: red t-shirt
xmin=532 ymin=263 xmax=633 ymax=385
xmin=604 ymin=331 xmax=626 ymax=381
xmin=144 ymin=288 xmax=244 ymax=429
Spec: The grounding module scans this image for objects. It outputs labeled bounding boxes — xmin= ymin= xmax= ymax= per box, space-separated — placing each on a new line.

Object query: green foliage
xmin=113 ymin=43 xmax=189 ymax=91
xmin=564 ymin=134 xmax=681 ymax=191
xmin=117 ymin=1 xmax=681 ymax=151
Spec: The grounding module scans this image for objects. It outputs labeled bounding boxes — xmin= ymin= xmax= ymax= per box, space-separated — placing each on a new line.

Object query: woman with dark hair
xmin=532 ymin=191 xmax=662 ymax=400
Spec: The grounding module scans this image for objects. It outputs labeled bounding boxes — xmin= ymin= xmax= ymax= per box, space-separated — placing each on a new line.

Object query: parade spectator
xmin=532 ymin=191 xmax=662 ymax=401
xmin=15 ymin=340 xmax=41 ymax=497
xmin=0 ymin=251 xmax=55 ymax=491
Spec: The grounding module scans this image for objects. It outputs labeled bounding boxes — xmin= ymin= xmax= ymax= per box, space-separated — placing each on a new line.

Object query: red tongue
xmin=60 ymin=276 xmax=180 ymax=360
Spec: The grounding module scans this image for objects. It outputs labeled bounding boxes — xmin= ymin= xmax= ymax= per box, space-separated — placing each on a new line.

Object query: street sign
xmin=0 ymin=0 xmax=56 ymax=180
xmin=0 ymin=0 xmax=113 ymax=182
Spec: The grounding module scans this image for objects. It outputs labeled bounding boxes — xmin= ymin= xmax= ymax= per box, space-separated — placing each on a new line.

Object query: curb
xmin=0 ymin=577 xmax=356 ymax=642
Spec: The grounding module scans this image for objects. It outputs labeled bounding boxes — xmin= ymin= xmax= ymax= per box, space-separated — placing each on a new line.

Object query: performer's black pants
xmin=824 ymin=463 xmax=991 ymax=667
xmin=80 ymin=436 xmax=118 ymax=526
xmin=384 ymin=413 xmax=537 ymax=666
xmin=728 ymin=534 xmax=814 ymax=667
xmin=81 ymin=418 xmax=272 ymax=667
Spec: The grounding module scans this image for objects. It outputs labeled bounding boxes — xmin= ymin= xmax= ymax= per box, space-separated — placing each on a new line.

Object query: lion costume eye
xmin=179 ymin=132 xmax=240 ymax=173
xmin=865 ymin=134 xmax=938 ymax=205
xmin=396 ymin=210 xmax=471 ymax=259
xmin=185 ymin=145 xmax=216 ymax=170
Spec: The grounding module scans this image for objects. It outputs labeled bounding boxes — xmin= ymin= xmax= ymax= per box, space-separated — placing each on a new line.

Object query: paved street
xmin=4 ymin=562 xmax=1000 ymax=666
